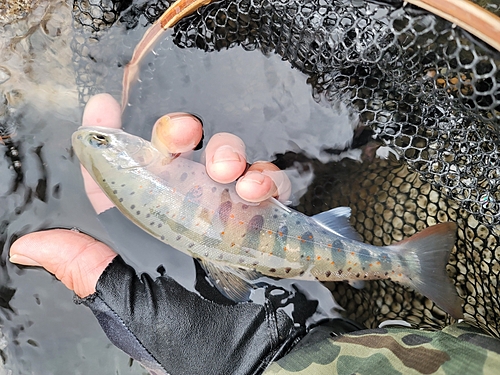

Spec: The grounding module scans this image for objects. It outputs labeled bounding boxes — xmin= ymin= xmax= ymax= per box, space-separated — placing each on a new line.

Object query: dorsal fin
xmin=312 ymin=207 xmax=363 ymax=241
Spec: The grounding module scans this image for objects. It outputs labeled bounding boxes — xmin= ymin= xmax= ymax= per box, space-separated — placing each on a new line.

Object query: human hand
xmin=85 ymin=94 xmax=290 ymax=213
xmin=10 ymin=93 xmax=291 ymax=298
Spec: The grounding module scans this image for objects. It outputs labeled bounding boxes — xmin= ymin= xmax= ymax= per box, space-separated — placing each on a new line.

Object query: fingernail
xmin=240 ymin=171 xmax=266 ymax=185
xmin=9 ymin=254 xmax=42 ymax=267
xmin=168 ymin=112 xmax=202 ymax=125
xmin=212 ymin=145 xmax=242 ymax=164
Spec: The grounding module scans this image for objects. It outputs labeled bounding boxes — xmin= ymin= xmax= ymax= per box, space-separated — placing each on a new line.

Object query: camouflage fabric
xmin=264 ymin=323 xmax=500 ymax=375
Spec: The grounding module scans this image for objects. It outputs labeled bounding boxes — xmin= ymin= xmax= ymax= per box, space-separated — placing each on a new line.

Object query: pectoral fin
xmin=199 ymin=260 xmax=261 ymax=302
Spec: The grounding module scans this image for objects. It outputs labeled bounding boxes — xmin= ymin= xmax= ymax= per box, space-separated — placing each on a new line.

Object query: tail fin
xmin=388 ymin=222 xmax=463 ymax=319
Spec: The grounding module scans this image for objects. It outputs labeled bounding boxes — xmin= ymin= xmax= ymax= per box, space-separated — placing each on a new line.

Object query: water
xmin=0 ymin=1 xmax=358 ymax=374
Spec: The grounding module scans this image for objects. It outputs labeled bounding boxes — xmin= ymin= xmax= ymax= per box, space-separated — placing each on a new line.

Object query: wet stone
xmin=392 ymin=216 xmax=403 ymax=230
xmin=399 ymin=181 xmax=411 ymax=193
xmin=468 ymin=214 xmax=479 ymax=229
xmin=383 ymin=210 xmax=394 ymax=221
xmin=377 ymin=191 xmax=388 ymax=201
xmin=437 ymin=210 xmax=448 ymax=222
xmin=374 ymin=202 xmax=384 ymax=215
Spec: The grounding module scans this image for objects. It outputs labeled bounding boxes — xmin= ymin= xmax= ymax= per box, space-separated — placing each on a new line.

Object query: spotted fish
xmin=72 ymin=127 xmax=463 ymax=318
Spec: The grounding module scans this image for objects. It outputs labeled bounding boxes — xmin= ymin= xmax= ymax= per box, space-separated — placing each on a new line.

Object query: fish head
xmin=72 ymin=127 xmax=159 ymax=177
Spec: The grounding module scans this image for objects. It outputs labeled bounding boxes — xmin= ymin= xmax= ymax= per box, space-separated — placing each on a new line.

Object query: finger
xmin=205 ymin=133 xmax=247 ymax=184
xmin=9 ymin=229 xmax=117 ymax=298
xmin=82 ymin=93 xmax=122 ymax=129
xmin=80 ymin=93 xmax=123 ymax=213
xmin=151 ymin=113 xmax=203 ymax=158
xmin=81 ymin=165 xmax=115 ymax=214
xmin=236 ymin=162 xmax=292 ymax=203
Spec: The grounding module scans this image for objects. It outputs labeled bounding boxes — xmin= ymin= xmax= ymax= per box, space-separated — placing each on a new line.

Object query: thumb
xmin=10 ymin=229 xmax=117 ymax=298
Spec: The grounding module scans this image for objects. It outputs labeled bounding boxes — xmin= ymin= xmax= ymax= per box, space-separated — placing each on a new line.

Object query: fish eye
xmin=89 ymin=133 xmax=109 ymax=148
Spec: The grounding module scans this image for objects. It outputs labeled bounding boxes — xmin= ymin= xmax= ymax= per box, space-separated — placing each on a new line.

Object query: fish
xmin=71 ymin=127 xmax=463 ymax=318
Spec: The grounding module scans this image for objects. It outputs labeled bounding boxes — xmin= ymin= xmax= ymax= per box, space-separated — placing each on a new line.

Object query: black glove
xmin=76 ymin=208 xmax=312 ymax=375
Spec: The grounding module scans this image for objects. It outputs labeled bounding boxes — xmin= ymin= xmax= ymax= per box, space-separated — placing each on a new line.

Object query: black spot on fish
xmin=131 ymin=204 xmax=135 ymax=209
xmin=338 ymin=269 xmax=343 ymax=275
xmin=150 ymin=222 xmax=155 ymax=226
xmin=296 ymin=221 xmax=301 ymax=225
xmin=130 ymin=191 xmax=135 ymax=195
xmin=119 ymin=198 xmax=123 ymax=202
xmin=274 ymin=208 xmax=278 ymax=212
xmin=176 ymin=235 xmax=181 ymax=240
xmin=218 ymin=254 xmax=224 ymax=259
xmin=285 ymin=267 xmax=292 ymax=273
xmin=325 ymin=271 xmax=332 ymax=277
xmin=158 ymin=223 xmax=162 ymax=228
xmin=217 ymin=201 xmax=232 ymax=224
xmin=120 ymin=183 xmax=125 ymax=187
xmin=385 ymin=272 xmax=389 ymax=276
xmin=269 ymin=268 xmax=276 ymax=273
xmin=239 ymin=258 xmax=245 ymax=263
xmin=252 ymin=261 xmax=259 ymax=266
xmin=111 ymin=181 xmax=115 ymax=185
xmin=146 ymin=213 xmax=151 ymax=218
xmin=180 ymin=172 xmax=188 ymax=182
xmin=356 ymin=273 xmax=360 ymax=277
xmin=299 ymin=271 xmax=305 ymax=276
xmin=242 ymin=204 xmax=249 ymax=210
xmin=156 ymin=265 xmax=165 ymax=275
xmin=347 ymin=267 xmax=352 ymax=272
xmin=102 ymin=179 xmax=106 ymax=182
xmin=211 ymin=187 xmax=217 ymax=193
xmin=247 ymin=215 xmax=264 ymax=232
xmin=136 ymin=211 xmax=141 ymax=215
xmin=188 ymin=243 xmax=194 ymax=248
xmin=273 ymin=214 xmax=278 ymax=219
xmin=161 ymin=235 xmax=165 ymax=240
xmin=113 ymin=190 xmax=117 ymax=194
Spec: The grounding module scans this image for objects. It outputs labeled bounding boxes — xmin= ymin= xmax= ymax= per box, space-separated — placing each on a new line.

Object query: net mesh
xmin=71 ymin=0 xmax=500 ymax=337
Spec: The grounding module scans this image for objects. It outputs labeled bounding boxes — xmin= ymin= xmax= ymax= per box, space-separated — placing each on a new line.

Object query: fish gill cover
xmin=71 ymin=0 xmax=500 ymax=337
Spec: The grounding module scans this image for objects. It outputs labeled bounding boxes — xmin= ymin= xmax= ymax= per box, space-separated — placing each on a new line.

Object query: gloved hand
xmin=9 ymin=93 xmax=302 ymax=375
